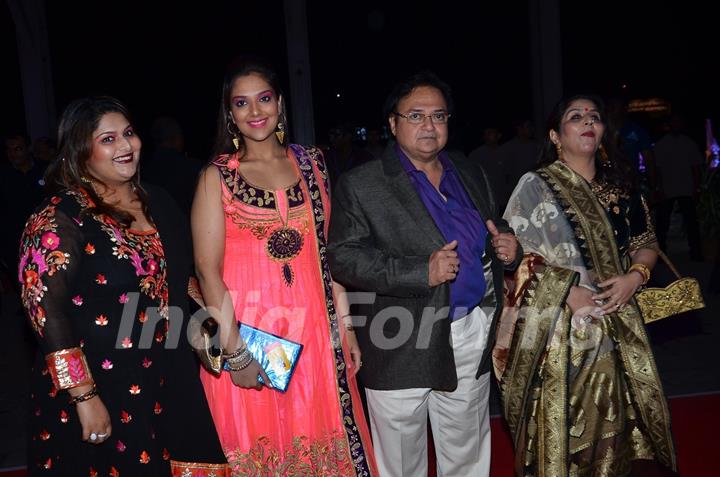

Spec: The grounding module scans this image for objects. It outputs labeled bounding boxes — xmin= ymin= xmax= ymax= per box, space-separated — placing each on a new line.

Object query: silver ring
xmin=97 ymin=433 xmax=108 ymax=438
xmin=90 ymin=433 xmax=97 ymax=441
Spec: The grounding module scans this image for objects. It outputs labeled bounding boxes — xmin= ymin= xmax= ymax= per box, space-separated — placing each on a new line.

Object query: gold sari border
xmin=540 ymin=161 xmax=676 ymax=471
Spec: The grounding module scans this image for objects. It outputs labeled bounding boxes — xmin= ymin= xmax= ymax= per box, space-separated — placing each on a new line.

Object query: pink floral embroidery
xmin=142 ymin=357 xmax=152 ymax=368
xmin=116 ymin=441 xmax=126 ymax=452
xmin=72 ymin=295 xmax=83 ymax=306
xmin=226 ymin=157 xmax=239 ymax=170
xmin=31 ymin=247 xmax=49 ymax=275
xmin=145 ymin=259 xmax=158 ymax=275
xmin=41 ymin=232 xmax=60 ymax=250
xmin=121 ymin=337 xmax=133 ymax=349
xmin=101 ymin=359 xmax=113 ymax=370
xmin=66 ymin=354 xmax=88 ymax=383
xmin=18 ymin=205 xmax=71 ymax=334
xmin=119 ymin=293 xmax=129 ymax=304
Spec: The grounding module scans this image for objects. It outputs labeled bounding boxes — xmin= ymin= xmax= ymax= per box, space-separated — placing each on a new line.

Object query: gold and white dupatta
xmin=493 ymin=161 xmax=676 ymax=476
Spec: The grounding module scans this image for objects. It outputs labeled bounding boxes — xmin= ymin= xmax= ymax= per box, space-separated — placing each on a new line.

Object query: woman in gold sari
xmin=494 ymin=95 xmax=676 ymax=476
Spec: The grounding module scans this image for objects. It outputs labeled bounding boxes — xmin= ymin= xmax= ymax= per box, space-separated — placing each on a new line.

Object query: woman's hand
xmin=75 ymin=396 xmax=111 ymax=444
xmin=593 ymin=273 xmax=644 ymax=313
xmin=344 ymin=329 xmax=362 ymax=378
xmin=230 ymin=360 xmax=271 ymax=390
xmin=567 ymin=286 xmax=603 ymax=318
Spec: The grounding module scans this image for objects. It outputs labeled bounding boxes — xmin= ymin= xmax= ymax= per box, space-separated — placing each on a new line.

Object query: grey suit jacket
xmin=328 ymin=144 xmax=519 ymax=390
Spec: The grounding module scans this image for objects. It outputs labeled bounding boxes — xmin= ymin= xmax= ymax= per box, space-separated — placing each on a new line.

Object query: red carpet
xmin=428 ymin=393 xmax=719 ymax=476
xmin=3 ymin=394 xmax=717 ymax=476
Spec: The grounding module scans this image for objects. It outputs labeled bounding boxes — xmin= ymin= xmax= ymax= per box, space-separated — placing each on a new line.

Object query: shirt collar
xmin=394 ymin=143 xmax=454 ymax=175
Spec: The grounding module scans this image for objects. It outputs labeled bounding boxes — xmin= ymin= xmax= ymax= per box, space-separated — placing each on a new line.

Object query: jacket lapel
xmin=450 ymin=154 xmax=493 ymax=221
xmin=381 ymin=146 xmax=445 ymax=249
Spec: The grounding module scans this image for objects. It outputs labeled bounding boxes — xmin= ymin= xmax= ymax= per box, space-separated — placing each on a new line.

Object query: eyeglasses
xmin=393 ymin=111 xmax=451 ymax=124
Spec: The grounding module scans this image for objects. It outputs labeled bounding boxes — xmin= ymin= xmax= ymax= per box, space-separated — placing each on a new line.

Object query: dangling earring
xmin=226 ymin=119 xmax=240 ymax=150
xmin=80 ymin=175 xmax=92 ymax=185
xmin=555 ymin=142 xmax=564 ymax=162
xmin=275 ymin=121 xmax=285 ymax=144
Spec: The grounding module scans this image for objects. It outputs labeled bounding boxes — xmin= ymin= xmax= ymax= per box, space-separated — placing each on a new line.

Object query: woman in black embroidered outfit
xmin=493 ymin=95 xmax=677 ymax=476
xmin=19 ymin=96 xmax=229 ymax=476
xmin=191 ymin=58 xmax=377 ymax=475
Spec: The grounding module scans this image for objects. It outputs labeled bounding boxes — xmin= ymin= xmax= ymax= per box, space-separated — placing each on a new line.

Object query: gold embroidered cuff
xmin=170 ymin=460 xmax=231 ymax=477
xmin=45 ymin=347 xmax=93 ymax=390
xmin=629 ymin=231 xmax=658 ymax=252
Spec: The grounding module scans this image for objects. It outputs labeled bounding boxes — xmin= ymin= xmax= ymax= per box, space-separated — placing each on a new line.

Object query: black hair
xmin=538 ymin=94 xmax=635 ymax=192
xmin=211 ymin=56 xmax=288 ymax=160
xmin=44 ymin=95 xmax=150 ymax=227
xmin=382 ymin=71 xmax=454 ymax=127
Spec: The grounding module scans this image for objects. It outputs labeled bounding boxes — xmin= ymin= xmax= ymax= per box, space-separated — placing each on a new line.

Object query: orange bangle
xmin=46 ymin=347 xmax=94 ymax=390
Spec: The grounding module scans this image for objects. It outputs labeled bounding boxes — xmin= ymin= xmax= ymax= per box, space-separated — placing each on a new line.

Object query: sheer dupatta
xmin=493 ymin=161 xmax=676 ymax=476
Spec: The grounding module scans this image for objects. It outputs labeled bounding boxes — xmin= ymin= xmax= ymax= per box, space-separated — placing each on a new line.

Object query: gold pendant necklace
xmin=265 ymin=190 xmax=303 ymax=286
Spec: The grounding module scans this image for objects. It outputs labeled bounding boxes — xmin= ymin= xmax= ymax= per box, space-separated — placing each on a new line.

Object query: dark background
xmin=2 ymin=0 xmax=717 ymax=158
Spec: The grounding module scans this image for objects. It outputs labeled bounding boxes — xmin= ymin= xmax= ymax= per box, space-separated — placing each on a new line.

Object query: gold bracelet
xmin=628 ymin=263 xmax=650 ymax=285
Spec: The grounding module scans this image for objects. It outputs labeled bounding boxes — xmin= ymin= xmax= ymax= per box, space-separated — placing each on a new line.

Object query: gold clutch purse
xmin=635 ymin=251 xmax=705 ymax=323
xmin=187 ymin=277 xmax=224 ymax=374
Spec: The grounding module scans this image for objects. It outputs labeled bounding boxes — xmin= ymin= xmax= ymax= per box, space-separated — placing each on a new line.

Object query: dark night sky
xmin=2 ymin=1 xmax=717 ymax=157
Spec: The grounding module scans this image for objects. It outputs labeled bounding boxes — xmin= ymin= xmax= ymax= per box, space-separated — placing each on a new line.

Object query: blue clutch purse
xmin=223 ymin=324 xmax=303 ymax=392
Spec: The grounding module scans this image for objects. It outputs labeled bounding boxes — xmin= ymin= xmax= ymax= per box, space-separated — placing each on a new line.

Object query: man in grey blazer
xmin=328 ymin=72 xmax=520 ymax=477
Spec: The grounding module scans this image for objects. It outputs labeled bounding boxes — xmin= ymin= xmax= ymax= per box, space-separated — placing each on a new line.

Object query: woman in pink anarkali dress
xmin=192 ymin=58 xmax=377 ymax=476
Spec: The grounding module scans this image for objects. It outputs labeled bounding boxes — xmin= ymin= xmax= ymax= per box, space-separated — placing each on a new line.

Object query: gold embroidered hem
xmin=45 ymin=347 xmax=93 ymax=390
xmin=629 ymin=195 xmax=657 ymax=252
xmin=225 ymin=432 xmax=354 ymax=477
xmin=170 ymin=460 xmax=231 ymax=477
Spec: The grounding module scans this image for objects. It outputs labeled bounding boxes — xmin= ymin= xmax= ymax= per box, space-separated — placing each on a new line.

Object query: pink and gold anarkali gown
xmin=200 ymin=145 xmax=377 ymax=476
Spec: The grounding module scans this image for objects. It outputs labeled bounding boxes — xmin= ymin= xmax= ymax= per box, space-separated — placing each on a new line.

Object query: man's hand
xmin=429 ymin=240 xmax=459 ymax=287
xmin=487 ymin=220 xmax=518 ymax=266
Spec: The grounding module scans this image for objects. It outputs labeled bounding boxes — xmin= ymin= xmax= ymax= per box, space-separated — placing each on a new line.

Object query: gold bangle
xmin=628 ymin=263 xmax=650 ymax=285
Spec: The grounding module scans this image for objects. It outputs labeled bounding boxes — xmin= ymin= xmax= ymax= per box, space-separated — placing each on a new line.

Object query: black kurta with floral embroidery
xmin=19 ymin=186 xmax=227 ymax=476
xmin=589 ymin=178 xmax=657 ymax=256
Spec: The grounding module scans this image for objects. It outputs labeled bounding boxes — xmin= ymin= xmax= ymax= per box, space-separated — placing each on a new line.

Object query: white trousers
xmin=365 ymin=307 xmax=492 ymax=477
